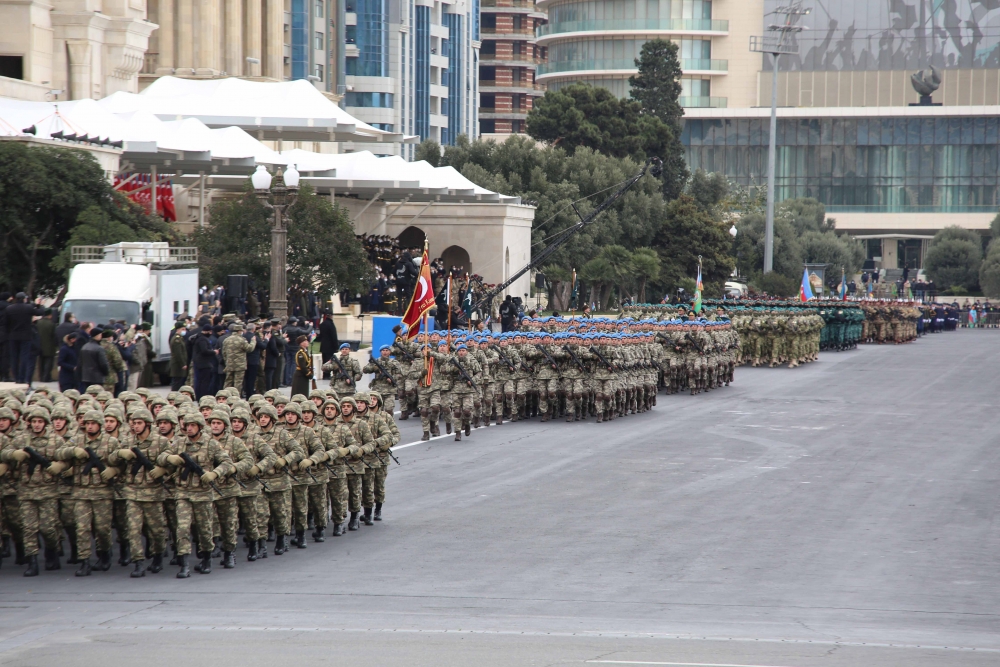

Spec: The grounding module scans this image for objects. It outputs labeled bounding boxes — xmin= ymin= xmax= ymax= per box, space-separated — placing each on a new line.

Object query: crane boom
xmin=474 ymin=157 xmax=662 ymax=315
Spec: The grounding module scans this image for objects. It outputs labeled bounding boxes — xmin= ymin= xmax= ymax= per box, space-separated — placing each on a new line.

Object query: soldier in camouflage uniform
xmin=319 ymin=398 xmax=357 ymax=536
xmin=101 ymin=333 xmax=127 ymax=394
xmin=391 ymin=328 xmax=421 ymax=420
xmin=2 ymin=408 xmax=71 ymax=575
xmin=363 ymin=346 xmax=402 ymax=416
xmin=281 ymin=401 xmax=327 ymax=547
xmin=366 ymin=391 xmax=399 ymax=521
xmin=323 ymin=343 xmax=362 ymax=396
xmin=446 ymin=345 xmax=481 ymax=440
xmin=492 ymin=336 xmax=519 ymax=424
xmin=230 ymin=408 xmax=276 ymax=561
xmin=0 ymin=407 xmax=23 ymax=568
xmin=339 ymin=396 xmax=374 ymax=531
xmin=222 ymin=322 xmax=254 ymax=396
xmin=160 ymin=413 xmax=235 ymax=577
xmin=255 ymin=404 xmax=303 ymax=556
xmin=207 ymin=409 xmax=253 ymax=569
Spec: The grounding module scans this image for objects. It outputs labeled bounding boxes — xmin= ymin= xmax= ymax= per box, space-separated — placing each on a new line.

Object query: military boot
xmin=313 ymin=528 xmax=325 ymax=543
xmin=194 ymin=551 xmax=212 ymax=574
xmin=222 ymin=551 xmax=236 ymax=568
xmin=421 ymin=430 xmax=430 ymax=441
xmin=267 ymin=526 xmax=275 ymax=542
xmin=14 ymin=541 xmax=25 ymax=564
xmin=96 ymin=550 xmax=112 ymax=571
xmin=66 ymin=538 xmax=79 ymax=565
xmin=117 ymin=541 xmax=130 ymax=566
xmin=348 ymin=512 xmax=360 ymax=531
xmin=454 ymin=430 xmax=462 ymax=441
xmin=44 ymin=548 xmax=61 ymax=571
xmin=445 ymin=421 xmax=452 ymax=435
xmin=23 ymin=554 xmax=39 ymax=577
xmin=399 ymin=410 xmax=409 ymax=421
xmin=362 ymin=508 xmax=374 ymax=526
xmin=176 ymin=555 xmax=190 ymax=578
xmin=75 ymin=557 xmax=92 ymax=577
xmin=149 ymin=554 xmax=163 ymax=573
xmin=1 ymin=535 xmax=10 ymax=559
xmin=257 ymin=538 xmax=268 ymax=558
xmin=295 ymin=530 xmax=307 ymax=549
xmin=130 ymin=559 xmax=146 ymax=578
xmin=247 ymin=540 xmax=259 ymax=561
xmin=430 ymin=422 xmax=440 ymax=437
xmin=332 ymin=522 xmax=344 ymax=536
xmin=473 ymin=416 xmax=480 ymax=428
xmin=211 ymin=537 xmax=222 ymax=558
xmin=274 ymin=535 xmax=287 ymax=555
xmin=464 ymin=421 xmax=471 ymax=436
xmin=374 ymin=503 xmax=383 ymax=521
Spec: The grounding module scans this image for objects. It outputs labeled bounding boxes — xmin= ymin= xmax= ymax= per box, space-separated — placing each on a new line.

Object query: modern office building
xmin=478 ymin=0 xmax=547 ymax=136
xmin=0 ymin=0 xmax=155 ymax=101
xmin=678 ymin=0 xmax=1000 ymax=271
xmin=343 ymin=0 xmax=479 ymax=155
xmin=140 ymin=0 xmax=344 ymax=96
xmin=532 ymin=0 xmax=762 ymax=109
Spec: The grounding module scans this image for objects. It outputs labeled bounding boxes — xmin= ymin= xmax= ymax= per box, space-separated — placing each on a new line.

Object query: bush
xmin=979 ymin=241 xmax=1000 ymax=298
xmin=924 ymin=234 xmax=982 ymax=291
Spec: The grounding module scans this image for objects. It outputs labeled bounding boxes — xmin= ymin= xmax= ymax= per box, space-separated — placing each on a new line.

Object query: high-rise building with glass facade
xmin=679 ymin=0 xmax=1000 ymax=271
xmin=532 ymin=0 xmax=762 ymax=109
xmin=345 ymin=0 xmax=479 ymax=155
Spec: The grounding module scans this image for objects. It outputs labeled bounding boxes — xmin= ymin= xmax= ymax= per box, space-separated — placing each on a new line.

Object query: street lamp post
xmin=253 ymin=164 xmax=300 ymax=320
xmin=729 ymin=224 xmax=738 ymax=278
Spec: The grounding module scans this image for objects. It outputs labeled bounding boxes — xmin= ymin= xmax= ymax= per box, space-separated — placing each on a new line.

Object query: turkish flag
xmin=401 ymin=247 xmax=435 ymax=339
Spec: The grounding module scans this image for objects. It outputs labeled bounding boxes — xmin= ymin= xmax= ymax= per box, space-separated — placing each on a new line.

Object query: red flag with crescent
xmin=401 ymin=246 xmax=435 ymax=339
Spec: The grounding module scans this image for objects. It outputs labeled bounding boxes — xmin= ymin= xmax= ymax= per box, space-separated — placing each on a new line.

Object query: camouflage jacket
xmin=56 ymin=432 xmax=122 ymax=500
xmin=110 ymin=430 xmax=173 ymax=502
xmin=257 ymin=426 xmax=304 ymax=492
xmin=162 ymin=433 xmax=235 ymax=500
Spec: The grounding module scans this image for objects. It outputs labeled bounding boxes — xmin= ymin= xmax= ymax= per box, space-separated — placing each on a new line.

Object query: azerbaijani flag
xmin=800 ymin=268 xmax=814 ymax=301
xmin=694 ymin=264 xmax=703 ymax=313
xmin=839 ymin=268 xmax=847 ymax=300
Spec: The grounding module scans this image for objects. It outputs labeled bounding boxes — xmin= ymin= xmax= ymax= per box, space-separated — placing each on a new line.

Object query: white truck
xmin=63 ymin=242 xmax=199 ymax=377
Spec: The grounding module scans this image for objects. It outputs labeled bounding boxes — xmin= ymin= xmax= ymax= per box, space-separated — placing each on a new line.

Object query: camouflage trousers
xmin=593 ymin=379 xmax=616 ymax=411
xmin=174 ymin=498 xmax=215 ymax=556
xmin=74 ymin=498 xmax=114 ymax=560
xmin=114 ymin=498 xmax=128 ymax=546
xmin=403 ymin=376 xmax=421 ymax=415
xmin=21 ymin=498 xmax=60 ymax=557
xmin=214 ymin=496 xmax=239 ymax=552
xmin=561 ymin=378 xmax=587 ymax=413
xmin=126 ymin=499 xmax=166 ymax=561
xmin=224 ymin=370 xmax=245 ymax=394
xmin=59 ymin=496 xmax=76 ymax=552
xmin=479 ymin=381 xmax=496 ymax=420
xmin=452 ymin=392 xmax=475 ymax=426
xmin=514 ymin=378 xmax=533 ymax=413
xmin=1 ymin=494 xmax=22 ymax=547
xmin=536 ymin=377 xmax=560 ymax=414
xmin=292 ymin=483 xmax=328 ymax=531
xmin=381 ymin=393 xmax=395 ymax=416
xmin=264 ymin=489 xmax=292 ymax=536
xmin=346 ymin=473 xmax=363 ymax=513
xmin=327 ymin=475 xmax=348 ymax=525
xmin=497 ymin=378 xmax=515 ymax=416
xmin=236 ymin=495 xmax=262 ymax=541
xmin=255 ymin=495 xmax=269 ymax=538
xmin=418 ymin=387 xmax=442 ymax=431
xmin=374 ymin=465 xmax=387 ymax=504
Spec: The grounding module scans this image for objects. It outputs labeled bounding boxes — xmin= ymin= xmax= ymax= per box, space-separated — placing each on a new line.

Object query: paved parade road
xmin=2 ymin=331 xmax=999 ymax=666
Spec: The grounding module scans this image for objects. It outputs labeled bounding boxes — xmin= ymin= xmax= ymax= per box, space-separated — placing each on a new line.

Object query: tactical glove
xmin=74 ymin=447 xmax=89 ymax=459
xmin=298 ymin=459 xmax=313 ymax=469
xmin=11 ymin=450 xmax=29 ymax=462
xmin=275 ymin=457 xmax=286 ymax=469
xmin=0 ymin=463 xmax=7 ymax=477
xmin=117 ymin=449 xmax=136 ymax=461
xmin=100 ymin=467 xmax=119 ymax=481
xmin=348 ymin=445 xmax=362 ymax=457
xmin=337 ymin=447 xmax=351 ymax=458
xmin=201 ymin=471 xmax=218 ymax=484
xmin=166 ymin=454 xmax=184 ymax=466
xmin=248 ymin=465 xmax=261 ymax=477
xmin=46 ymin=462 xmax=68 ymax=475
xmin=148 ymin=466 xmax=168 ymax=479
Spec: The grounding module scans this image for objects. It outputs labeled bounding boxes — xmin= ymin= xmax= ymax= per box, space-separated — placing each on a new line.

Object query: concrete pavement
xmin=1 ymin=330 xmax=998 ymax=666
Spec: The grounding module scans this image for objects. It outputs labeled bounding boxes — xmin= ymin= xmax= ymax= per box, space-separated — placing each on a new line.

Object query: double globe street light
xmin=252 ymin=164 xmax=300 ymax=320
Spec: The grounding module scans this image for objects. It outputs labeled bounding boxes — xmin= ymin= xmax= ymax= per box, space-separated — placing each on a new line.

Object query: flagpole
xmin=570 ymin=268 xmax=576 ymax=316
xmin=446 ymin=274 xmax=452 ymax=346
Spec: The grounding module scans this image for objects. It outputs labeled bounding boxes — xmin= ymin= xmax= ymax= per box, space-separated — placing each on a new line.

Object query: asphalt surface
xmin=1 ymin=330 xmax=998 ymax=667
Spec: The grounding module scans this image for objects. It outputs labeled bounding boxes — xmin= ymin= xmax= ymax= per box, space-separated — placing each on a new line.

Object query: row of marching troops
xmin=0 ymin=382 xmax=399 ymax=578
xmin=348 ymin=315 xmax=740 ymax=445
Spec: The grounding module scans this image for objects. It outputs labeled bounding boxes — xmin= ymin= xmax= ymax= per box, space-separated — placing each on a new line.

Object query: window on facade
xmin=315 ymin=0 xmax=323 ymax=16
xmin=344 ymin=92 xmax=395 ymax=107
xmin=315 ymin=31 xmax=324 ymax=49
xmin=314 ymin=64 xmax=324 ymax=80
xmin=0 ymin=56 xmax=23 ymax=80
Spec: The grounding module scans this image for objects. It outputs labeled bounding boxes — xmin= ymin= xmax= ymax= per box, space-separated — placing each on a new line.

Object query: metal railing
xmin=479 ymin=79 xmax=545 ymax=90
xmin=536 ymin=57 xmax=727 ymax=76
xmin=481 ymin=0 xmax=540 ymax=8
xmin=679 ymin=96 xmax=727 ymax=108
xmin=72 ymin=244 xmax=199 ymax=266
xmin=537 ymin=18 xmax=729 ymax=38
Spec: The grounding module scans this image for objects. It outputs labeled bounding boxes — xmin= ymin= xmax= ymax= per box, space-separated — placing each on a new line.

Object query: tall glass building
xmin=344 ymin=0 xmax=479 ymax=155
xmin=533 ymin=0 xmax=763 ymax=109
xmin=679 ymin=0 xmax=1000 ymax=271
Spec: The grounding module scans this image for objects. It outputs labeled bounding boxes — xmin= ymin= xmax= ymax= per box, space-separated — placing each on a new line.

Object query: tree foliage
xmin=654 ymin=194 xmax=734 ymax=299
xmin=415 ymin=139 xmax=442 ymax=167
xmin=0 ymin=142 xmax=173 ymax=295
xmin=193 ymin=184 xmax=374 ymax=298
xmin=924 ymin=226 xmax=983 ymax=291
xmin=979 ymin=241 xmax=1000 ymax=298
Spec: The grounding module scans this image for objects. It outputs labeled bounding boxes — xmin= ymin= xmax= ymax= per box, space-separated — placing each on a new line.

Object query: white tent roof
xmin=99 ymin=77 xmax=416 ymax=144
xmin=0 ymin=94 xmax=518 ymax=204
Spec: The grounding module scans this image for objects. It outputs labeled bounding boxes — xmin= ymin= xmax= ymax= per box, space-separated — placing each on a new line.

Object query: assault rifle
xmin=368 ymin=355 xmax=397 ymax=387
xmin=327 ymin=354 xmax=353 ymax=385
xmin=179 ymin=452 xmax=224 ymax=495
xmin=685 ymin=332 xmax=705 ymax=354
xmin=83 ymin=446 xmax=124 ymax=497
xmin=130 ymin=446 xmax=171 ymax=492
xmin=537 ymin=345 xmax=558 ymax=370
xmin=490 ymin=345 xmax=516 ymax=373
xmin=563 ymin=345 xmax=586 ymax=372
xmin=588 ymin=346 xmax=617 ymax=372
xmin=23 ymin=447 xmax=52 ymax=477
xmin=450 ymin=357 xmax=478 ymax=391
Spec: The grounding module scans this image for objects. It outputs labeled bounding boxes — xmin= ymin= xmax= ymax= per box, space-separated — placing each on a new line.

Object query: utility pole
xmin=750 ymin=2 xmax=809 ymax=273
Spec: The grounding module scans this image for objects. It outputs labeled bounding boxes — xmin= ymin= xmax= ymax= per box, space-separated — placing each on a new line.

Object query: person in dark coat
xmin=243 ymin=322 xmax=267 ymax=398
xmin=191 ymin=324 xmax=217 ymax=399
xmin=168 ymin=321 xmax=189 ymax=391
xmin=5 ymin=292 xmax=47 ymax=384
xmin=58 ymin=332 xmax=79 ymax=391
xmin=291 ymin=335 xmax=312 ymax=397
xmin=0 ymin=292 xmax=9 ymax=381
xmin=283 ymin=318 xmax=300 ymax=386
xmin=78 ymin=327 xmax=110 ymax=390
xmin=265 ymin=320 xmax=285 ymax=391
xmin=318 ymin=310 xmax=338 ymax=378
xmin=55 ymin=312 xmax=79 ymax=344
